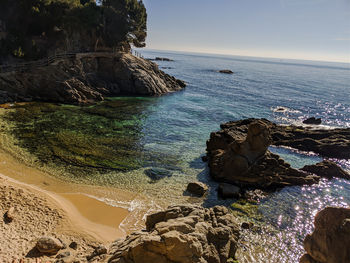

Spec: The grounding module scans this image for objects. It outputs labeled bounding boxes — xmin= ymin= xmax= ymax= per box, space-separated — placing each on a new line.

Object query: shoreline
xmin=0 ymin=148 xmax=139 ymax=260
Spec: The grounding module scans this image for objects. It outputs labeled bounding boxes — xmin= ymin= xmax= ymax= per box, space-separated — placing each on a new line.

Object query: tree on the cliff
xmin=0 ymin=0 xmax=147 ymax=61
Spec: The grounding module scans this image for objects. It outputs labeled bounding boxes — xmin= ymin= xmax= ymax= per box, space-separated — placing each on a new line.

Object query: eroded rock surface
xmin=0 ymin=53 xmax=186 ymax=105
xmin=206 ymin=120 xmax=319 ymax=189
xmin=300 ymin=207 xmax=350 ymax=263
xmin=107 ymin=205 xmax=240 ymax=263
xmin=210 ymin=118 xmax=350 ymax=159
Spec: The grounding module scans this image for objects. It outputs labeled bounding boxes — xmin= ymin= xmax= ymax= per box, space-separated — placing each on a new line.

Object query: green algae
xmin=0 ymin=99 xmax=182 ymax=179
xmin=230 ymin=199 xmax=263 ymax=222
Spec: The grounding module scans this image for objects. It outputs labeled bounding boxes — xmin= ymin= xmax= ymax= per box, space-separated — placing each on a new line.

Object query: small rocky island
xmin=206 ymin=118 xmax=350 ymax=190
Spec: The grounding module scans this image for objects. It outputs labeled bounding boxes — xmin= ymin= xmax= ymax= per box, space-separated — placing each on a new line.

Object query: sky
xmin=142 ymin=0 xmax=350 ymax=63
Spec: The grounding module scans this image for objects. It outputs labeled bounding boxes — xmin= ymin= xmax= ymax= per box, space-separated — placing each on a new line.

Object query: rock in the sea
xmin=0 ymin=53 xmax=185 ymax=105
xmin=300 ymin=207 xmax=350 ymax=263
xmin=5 ymin=207 xmax=15 ymax=222
xmin=186 ymin=182 xmax=208 ymax=197
xmin=107 ymin=205 xmax=240 ymax=263
xmin=303 ymin=117 xmax=322 ymax=125
xmin=218 ymin=183 xmax=241 ymax=199
xmin=206 ymin=119 xmax=319 ymax=189
xmin=35 ymin=237 xmax=64 ymax=255
xmin=302 ymin=160 xmax=350 ymax=180
xmin=218 ymin=70 xmax=234 ymax=74
xmin=154 ymin=57 xmax=174 ymax=61
xmin=209 ymin=118 xmax=350 ymax=163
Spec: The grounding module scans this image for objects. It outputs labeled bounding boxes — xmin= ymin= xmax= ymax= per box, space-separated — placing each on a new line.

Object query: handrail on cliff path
xmin=0 ymin=51 xmax=78 ymax=73
xmin=0 ymin=49 xmax=144 ymax=74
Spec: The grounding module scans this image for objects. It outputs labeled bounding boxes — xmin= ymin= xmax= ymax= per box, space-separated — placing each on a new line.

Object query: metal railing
xmin=0 ymin=49 xmax=144 ymax=74
xmin=0 ymin=52 xmax=77 ymax=73
xmin=131 ymin=49 xmax=143 ymax=59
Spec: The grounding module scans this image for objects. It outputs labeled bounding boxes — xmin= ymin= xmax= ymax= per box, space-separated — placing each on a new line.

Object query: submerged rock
xmin=300 ymin=207 xmax=350 ymax=263
xmin=303 ymin=117 xmax=322 ymax=125
xmin=206 ymin=120 xmax=319 ymax=189
xmin=186 ymin=182 xmax=208 ymax=197
xmin=145 ymin=168 xmax=172 ymax=182
xmin=0 ymin=53 xmax=185 ymax=105
xmin=218 ymin=183 xmax=241 ymax=199
xmin=107 ymin=205 xmax=240 ymax=263
xmin=301 ymin=160 xmax=350 ymax=180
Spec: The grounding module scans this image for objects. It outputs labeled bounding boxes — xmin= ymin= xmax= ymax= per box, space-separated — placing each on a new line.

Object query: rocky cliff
xmin=0 ymin=52 xmax=186 ymax=105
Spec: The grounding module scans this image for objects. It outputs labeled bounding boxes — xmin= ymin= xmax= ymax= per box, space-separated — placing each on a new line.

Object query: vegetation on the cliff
xmin=0 ymin=0 xmax=147 ymax=61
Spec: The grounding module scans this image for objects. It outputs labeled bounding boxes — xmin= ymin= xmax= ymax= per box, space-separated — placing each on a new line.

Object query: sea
xmin=1 ymin=49 xmax=349 ymax=262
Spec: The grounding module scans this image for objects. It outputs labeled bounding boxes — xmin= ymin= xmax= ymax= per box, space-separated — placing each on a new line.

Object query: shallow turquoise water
xmin=3 ymin=50 xmax=350 ymax=262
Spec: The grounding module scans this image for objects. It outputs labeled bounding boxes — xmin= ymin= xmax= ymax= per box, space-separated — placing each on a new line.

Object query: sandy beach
xmin=0 ymin=149 xmax=133 ymax=262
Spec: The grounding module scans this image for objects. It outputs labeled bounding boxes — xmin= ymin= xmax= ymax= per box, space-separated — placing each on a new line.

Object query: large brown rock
xmin=300 ymin=207 xmax=350 ymax=263
xmin=107 ymin=205 xmax=240 ymax=263
xmin=0 ymin=53 xmax=186 ymax=105
xmin=206 ymin=120 xmax=319 ymax=189
xmin=35 ymin=236 xmax=64 ymax=255
xmin=302 ymin=160 xmax=350 ymax=180
xmin=212 ymin=118 xmax=350 ymax=160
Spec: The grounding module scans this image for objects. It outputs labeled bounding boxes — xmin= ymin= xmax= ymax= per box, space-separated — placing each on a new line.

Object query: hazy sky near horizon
xmin=142 ymin=0 xmax=350 ymax=63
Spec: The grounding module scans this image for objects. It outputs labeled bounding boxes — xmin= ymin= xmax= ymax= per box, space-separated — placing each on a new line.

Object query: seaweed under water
xmin=2 ymin=99 xmax=182 ymax=178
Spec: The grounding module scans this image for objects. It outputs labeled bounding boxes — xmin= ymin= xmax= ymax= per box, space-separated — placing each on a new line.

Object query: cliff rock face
xmin=0 ymin=53 xmax=186 ymax=105
xmin=107 ymin=205 xmax=240 ymax=263
xmin=300 ymin=207 xmax=350 ymax=263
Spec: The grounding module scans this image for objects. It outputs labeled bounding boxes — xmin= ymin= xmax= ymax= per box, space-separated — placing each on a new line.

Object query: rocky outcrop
xmin=302 ymin=160 xmax=350 ymax=180
xmin=303 ymin=117 xmax=322 ymax=125
xmin=206 ymin=120 xmax=320 ymax=189
xmin=300 ymin=207 xmax=350 ymax=263
xmin=0 ymin=52 xmax=186 ymax=105
xmin=218 ymin=70 xmax=233 ymax=74
xmin=106 ymin=205 xmax=240 ymax=263
xmin=209 ymin=118 xmax=350 ymax=160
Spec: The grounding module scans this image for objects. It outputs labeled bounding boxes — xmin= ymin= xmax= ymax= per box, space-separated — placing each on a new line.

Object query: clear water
xmin=1 ymin=50 xmax=350 ymax=262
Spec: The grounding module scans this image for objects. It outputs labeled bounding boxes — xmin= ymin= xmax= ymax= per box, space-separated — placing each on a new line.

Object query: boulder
xmin=300 ymin=207 xmax=350 ymax=263
xmin=206 ymin=120 xmax=319 ymax=189
xmin=302 ymin=160 xmax=349 ymax=180
xmin=186 ymin=182 xmax=208 ymax=197
xmin=107 ymin=205 xmax=240 ymax=263
xmin=35 ymin=237 xmax=64 ymax=255
xmin=303 ymin=117 xmax=322 ymax=125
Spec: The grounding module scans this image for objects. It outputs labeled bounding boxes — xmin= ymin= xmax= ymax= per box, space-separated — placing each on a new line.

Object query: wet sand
xmin=0 ymin=148 xmax=137 ymax=244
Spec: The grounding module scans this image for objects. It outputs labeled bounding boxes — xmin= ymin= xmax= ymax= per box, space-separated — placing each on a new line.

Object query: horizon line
xmin=139 ymin=47 xmax=350 ymax=65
